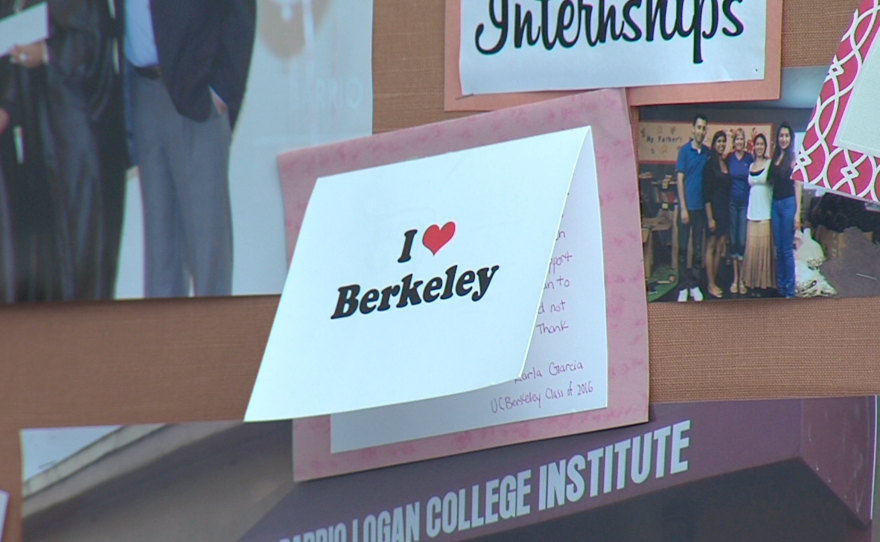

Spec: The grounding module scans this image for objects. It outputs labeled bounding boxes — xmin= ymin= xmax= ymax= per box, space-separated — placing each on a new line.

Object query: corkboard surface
xmin=0 ymin=1 xmax=867 ymax=541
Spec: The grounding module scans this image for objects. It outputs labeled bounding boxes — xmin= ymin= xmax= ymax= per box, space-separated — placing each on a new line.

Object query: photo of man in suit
xmin=125 ymin=0 xmax=256 ymax=297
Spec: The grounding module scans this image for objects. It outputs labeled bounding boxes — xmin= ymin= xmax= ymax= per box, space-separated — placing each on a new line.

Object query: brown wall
xmin=0 ymin=1 xmax=871 ymax=541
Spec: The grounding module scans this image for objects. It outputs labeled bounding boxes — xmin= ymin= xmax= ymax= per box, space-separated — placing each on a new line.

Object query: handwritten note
xmin=638 ymin=121 xmax=773 ymax=164
xmin=330 ymin=130 xmax=608 ymax=452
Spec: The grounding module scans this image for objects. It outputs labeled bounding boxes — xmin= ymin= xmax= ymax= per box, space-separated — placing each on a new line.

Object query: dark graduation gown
xmin=0 ymin=0 xmax=65 ymax=302
xmin=0 ymin=158 xmax=13 ymax=302
xmin=0 ymin=0 xmax=125 ymax=302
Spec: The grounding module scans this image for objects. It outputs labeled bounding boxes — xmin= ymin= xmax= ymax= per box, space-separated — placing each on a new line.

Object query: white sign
xmin=331 ymin=129 xmax=607 ymax=451
xmin=459 ymin=0 xmax=766 ymax=94
xmin=0 ymin=3 xmax=47 ymax=58
xmin=246 ymin=128 xmax=593 ymax=420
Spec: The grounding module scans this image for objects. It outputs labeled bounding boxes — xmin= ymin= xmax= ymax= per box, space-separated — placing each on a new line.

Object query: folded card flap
xmin=248 ymin=128 xmax=587 ymax=421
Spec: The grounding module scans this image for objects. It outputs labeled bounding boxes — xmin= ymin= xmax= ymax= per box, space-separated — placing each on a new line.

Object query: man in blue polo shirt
xmin=675 ymin=115 xmax=710 ymax=302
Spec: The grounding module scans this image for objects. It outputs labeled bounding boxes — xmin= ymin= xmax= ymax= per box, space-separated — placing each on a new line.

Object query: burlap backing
xmin=0 ymin=1 xmax=868 ymax=540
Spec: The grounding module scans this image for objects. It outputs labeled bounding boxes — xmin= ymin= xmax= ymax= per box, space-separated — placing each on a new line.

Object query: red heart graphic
xmin=422 ymin=222 xmax=456 ymax=255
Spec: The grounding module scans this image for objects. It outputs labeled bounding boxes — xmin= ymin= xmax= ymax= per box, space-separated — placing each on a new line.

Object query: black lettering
xmin=331 ymin=285 xmax=360 ymax=319
xmin=645 ymin=0 xmax=675 ymax=41
xmin=378 ymin=285 xmax=400 ymax=311
xmin=539 ymin=0 xmax=557 ymax=49
xmin=597 ymin=0 xmax=625 ymax=42
xmin=557 ymin=0 xmax=579 ymax=48
xmin=721 ymin=0 xmax=744 ymax=37
xmin=622 ymin=0 xmax=643 ymax=41
xmin=676 ymin=0 xmax=707 ymax=64
xmin=476 ymin=0 xmax=509 ymax=54
xmin=359 ymin=289 xmax=380 ymax=314
xmin=397 ymin=274 xmax=424 ymax=308
xmin=514 ymin=3 xmax=541 ymax=47
xmin=456 ymin=270 xmax=476 ymax=296
xmin=397 ymin=229 xmax=418 ymax=263
xmin=578 ymin=1 xmax=601 ymax=46
xmin=441 ymin=265 xmax=458 ymax=299
xmin=674 ymin=0 xmax=694 ymax=37
xmin=701 ymin=0 xmax=719 ymax=39
xmin=473 ymin=265 xmax=500 ymax=301
xmin=423 ymin=277 xmax=444 ymax=302
xmin=473 ymin=0 xmax=734 ymax=62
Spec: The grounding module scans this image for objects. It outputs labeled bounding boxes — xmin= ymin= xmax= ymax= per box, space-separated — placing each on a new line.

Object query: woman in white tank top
xmin=742 ymin=134 xmax=776 ymax=291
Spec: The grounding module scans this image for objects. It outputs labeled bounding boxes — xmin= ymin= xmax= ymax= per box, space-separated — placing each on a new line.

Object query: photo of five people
xmin=639 ymin=104 xmax=880 ymax=302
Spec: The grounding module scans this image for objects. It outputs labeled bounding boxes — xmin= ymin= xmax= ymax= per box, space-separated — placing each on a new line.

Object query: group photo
xmin=638 ymin=103 xmax=880 ymax=302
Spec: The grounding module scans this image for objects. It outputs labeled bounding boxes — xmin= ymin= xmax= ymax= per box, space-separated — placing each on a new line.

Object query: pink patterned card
xmin=794 ymin=0 xmax=880 ymax=200
xmin=275 ymin=89 xmax=648 ymax=480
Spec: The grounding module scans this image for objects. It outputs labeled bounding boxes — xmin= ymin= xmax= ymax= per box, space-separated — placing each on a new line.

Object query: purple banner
xmin=241 ymin=398 xmax=874 ymax=542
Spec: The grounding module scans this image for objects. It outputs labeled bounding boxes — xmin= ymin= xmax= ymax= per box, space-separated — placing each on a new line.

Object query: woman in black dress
xmin=703 ymin=130 xmax=731 ymax=298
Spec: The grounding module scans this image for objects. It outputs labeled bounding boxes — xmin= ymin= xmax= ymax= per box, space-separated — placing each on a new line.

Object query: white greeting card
xmin=330 ymin=129 xmax=607 ymax=450
xmin=246 ymin=127 xmax=595 ymax=420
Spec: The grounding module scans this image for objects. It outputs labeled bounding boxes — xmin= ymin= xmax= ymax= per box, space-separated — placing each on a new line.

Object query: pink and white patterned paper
xmin=794 ymin=0 xmax=880 ymax=200
xmin=275 ymin=89 xmax=648 ymax=481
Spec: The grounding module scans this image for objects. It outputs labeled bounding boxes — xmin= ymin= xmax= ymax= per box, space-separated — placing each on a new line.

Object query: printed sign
xmin=331 ymin=130 xmax=606 ymax=451
xmin=242 ymin=398 xmax=875 ymax=542
xmin=459 ymin=0 xmax=767 ymax=95
xmin=325 ymin=418 xmax=692 ymax=542
xmin=246 ymin=128 xmax=594 ymax=420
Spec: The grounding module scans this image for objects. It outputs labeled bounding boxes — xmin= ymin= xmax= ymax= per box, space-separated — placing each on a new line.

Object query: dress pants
xmin=130 ymin=69 xmax=233 ymax=298
xmin=677 ymin=209 xmax=706 ymax=289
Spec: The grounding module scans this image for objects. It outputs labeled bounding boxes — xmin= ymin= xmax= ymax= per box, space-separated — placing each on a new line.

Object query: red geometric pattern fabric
xmin=794 ymin=0 xmax=880 ymax=201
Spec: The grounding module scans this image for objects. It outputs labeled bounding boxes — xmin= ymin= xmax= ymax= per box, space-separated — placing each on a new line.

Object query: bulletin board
xmin=0 ymin=1 xmax=873 ymax=541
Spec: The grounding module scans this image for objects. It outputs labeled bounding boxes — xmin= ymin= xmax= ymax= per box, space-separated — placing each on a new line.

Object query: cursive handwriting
xmin=475 ymin=0 xmax=746 ymax=64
